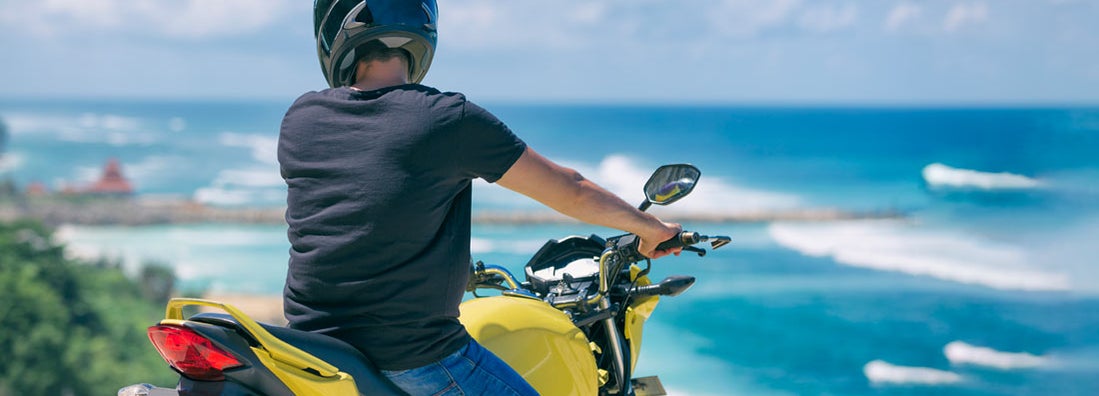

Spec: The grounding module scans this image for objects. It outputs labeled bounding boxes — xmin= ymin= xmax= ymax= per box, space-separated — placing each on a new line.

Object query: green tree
xmin=0 ymin=220 xmax=178 ymax=395
xmin=139 ymin=261 xmax=176 ymax=305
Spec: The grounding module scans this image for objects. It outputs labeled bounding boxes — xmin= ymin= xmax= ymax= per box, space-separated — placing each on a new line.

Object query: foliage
xmin=139 ymin=261 xmax=176 ymax=306
xmin=0 ymin=220 xmax=178 ymax=396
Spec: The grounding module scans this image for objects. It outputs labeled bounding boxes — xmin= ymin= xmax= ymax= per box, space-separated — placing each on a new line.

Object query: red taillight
xmin=148 ymin=324 xmax=243 ymax=381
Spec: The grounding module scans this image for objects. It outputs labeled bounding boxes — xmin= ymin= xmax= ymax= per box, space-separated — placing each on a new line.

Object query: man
xmin=279 ymin=1 xmax=681 ymax=394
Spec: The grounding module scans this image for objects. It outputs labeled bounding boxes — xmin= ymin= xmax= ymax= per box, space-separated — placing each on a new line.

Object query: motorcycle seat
xmin=190 ymin=313 xmax=407 ymax=396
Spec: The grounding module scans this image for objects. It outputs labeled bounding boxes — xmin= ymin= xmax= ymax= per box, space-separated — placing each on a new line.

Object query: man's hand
xmin=637 ymin=222 xmax=683 ymax=259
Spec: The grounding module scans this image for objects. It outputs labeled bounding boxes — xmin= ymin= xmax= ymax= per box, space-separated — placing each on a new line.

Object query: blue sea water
xmin=2 ymin=98 xmax=1099 ymax=395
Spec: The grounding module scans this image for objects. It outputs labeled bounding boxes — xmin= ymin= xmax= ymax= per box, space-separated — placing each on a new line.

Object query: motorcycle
xmin=120 ymin=164 xmax=730 ymax=396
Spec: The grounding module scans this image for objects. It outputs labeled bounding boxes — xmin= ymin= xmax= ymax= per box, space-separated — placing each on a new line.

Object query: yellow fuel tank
xmin=460 ymin=296 xmax=599 ymax=396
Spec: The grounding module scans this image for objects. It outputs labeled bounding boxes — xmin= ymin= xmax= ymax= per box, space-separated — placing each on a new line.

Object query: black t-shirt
xmin=277 ymin=84 xmax=526 ymax=370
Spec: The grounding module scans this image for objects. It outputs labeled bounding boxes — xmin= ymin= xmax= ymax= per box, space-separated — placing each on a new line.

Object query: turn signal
xmin=148 ymin=324 xmax=243 ymax=381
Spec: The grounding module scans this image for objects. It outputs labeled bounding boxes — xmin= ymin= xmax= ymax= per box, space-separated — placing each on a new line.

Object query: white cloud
xmin=708 ymin=0 xmax=802 ymax=38
xmin=571 ymin=3 xmax=608 ymax=24
xmin=136 ymin=0 xmax=292 ymax=39
xmin=44 ymin=0 xmax=123 ymax=28
xmin=797 ymin=3 xmax=858 ymax=33
xmin=884 ymin=3 xmax=922 ymax=32
xmin=441 ymin=0 xmax=849 ymax=51
xmin=5 ymin=0 xmax=292 ymax=39
xmin=443 ymin=1 xmax=592 ymax=50
xmin=944 ymin=2 xmax=989 ymax=32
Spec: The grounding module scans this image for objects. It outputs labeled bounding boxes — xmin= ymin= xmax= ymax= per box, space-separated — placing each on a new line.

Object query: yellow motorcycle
xmin=120 ymin=164 xmax=730 ymax=396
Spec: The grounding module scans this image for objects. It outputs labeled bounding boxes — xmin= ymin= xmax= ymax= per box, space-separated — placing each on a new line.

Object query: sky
xmin=0 ymin=0 xmax=1096 ymax=105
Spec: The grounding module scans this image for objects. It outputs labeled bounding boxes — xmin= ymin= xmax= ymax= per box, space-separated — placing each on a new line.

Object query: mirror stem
xmin=637 ymin=200 xmax=651 ymax=212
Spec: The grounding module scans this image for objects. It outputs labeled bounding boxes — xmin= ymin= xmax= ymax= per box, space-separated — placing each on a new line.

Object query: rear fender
xmin=160 ymin=298 xmax=360 ymax=396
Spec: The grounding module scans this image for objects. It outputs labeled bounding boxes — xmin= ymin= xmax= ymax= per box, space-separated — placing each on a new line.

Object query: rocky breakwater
xmin=0 ymin=197 xmax=286 ymax=226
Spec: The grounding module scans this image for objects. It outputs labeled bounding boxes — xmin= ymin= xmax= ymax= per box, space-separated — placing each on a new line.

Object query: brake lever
xmin=684 ymin=246 xmax=707 ymax=257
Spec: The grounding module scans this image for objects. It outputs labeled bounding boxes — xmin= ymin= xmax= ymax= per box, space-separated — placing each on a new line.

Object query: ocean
xmin=2 ymin=98 xmax=1098 ymax=395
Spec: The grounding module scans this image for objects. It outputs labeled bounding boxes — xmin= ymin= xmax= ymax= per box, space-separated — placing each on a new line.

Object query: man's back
xmin=278 ymin=84 xmax=526 ymax=370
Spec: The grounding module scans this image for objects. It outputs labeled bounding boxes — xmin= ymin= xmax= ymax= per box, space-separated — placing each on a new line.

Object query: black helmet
xmin=314 ymin=0 xmax=438 ymax=87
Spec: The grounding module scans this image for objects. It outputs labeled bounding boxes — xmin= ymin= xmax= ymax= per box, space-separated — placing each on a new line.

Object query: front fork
xmin=601 ymin=297 xmax=629 ymax=395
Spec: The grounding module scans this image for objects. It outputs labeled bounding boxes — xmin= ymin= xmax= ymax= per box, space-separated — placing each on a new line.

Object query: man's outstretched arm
xmin=496 ymin=147 xmax=681 ymax=258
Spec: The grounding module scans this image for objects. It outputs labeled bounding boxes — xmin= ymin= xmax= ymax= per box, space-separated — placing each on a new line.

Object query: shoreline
xmin=1 ymin=198 xmax=905 ymax=227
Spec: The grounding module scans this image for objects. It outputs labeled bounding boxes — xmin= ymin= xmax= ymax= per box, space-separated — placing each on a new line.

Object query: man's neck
xmin=351 ymin=59 xmax=411 ymax=91
xmin=351 ymin=76 xmax=410 ymax=91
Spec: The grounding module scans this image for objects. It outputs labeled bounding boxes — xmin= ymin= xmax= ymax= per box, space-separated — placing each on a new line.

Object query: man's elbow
xmin=564 ymin=168 xmax=586 ymax=183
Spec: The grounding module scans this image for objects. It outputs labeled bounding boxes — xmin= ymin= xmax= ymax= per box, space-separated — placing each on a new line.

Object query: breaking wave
xmin=475 ymin=154 xmax=803 ymax=213
xmin=864 ymin=360 xmax=962 ymax=385
xmin=767 ymin=221 xmax=1070 ymax=292
xmin=2 ymin=111 xmax=159 ymax=146
xmin=922 ymin=163 xmax=1041 ymax=190
xmin=944 ymin=341 xmax=1048 ymax=370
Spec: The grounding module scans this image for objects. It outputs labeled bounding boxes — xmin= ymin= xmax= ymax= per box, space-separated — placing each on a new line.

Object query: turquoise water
xmin=4 ymin=99 xmax=1099 ymax=395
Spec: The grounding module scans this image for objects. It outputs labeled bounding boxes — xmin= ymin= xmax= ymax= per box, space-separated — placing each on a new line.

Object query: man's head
xmin=314 ymin=0 xmax=438 ymax=88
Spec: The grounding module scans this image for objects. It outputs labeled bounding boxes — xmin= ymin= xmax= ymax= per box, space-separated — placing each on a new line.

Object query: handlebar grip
xmin=655 ymin=231 xmax=701 ymax=251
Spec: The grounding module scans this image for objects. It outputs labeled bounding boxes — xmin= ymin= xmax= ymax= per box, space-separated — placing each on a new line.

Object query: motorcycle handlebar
xmin=610 ymin=231 xmax=730 ymax=262
xmin=655 ymin=231 xmax=702 ymax=251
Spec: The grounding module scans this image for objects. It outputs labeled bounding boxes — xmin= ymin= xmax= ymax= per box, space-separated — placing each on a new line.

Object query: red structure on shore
xmin=85 ymin=158 xmax=134 ymax=196
xmin=19 ymin=159 xmax=136 ymax=197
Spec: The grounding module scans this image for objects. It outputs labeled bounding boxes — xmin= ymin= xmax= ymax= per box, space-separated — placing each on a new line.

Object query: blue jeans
xmin=381 ymin=339 xmax=539 ymax=396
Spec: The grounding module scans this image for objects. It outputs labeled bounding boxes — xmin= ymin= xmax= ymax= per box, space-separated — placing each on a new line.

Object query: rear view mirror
xmin=640 ymin=164 xmax=700 ymax=211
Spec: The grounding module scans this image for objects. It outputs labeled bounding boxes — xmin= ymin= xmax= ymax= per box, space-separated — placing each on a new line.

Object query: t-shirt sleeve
xmin=453 ymin=101 xmax=527 ymax=183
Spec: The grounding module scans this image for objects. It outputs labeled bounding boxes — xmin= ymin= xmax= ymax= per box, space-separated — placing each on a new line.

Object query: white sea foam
xmin=470 ymin=238 xmax=494 ymax=254
xmin=1 ymin=111 xmax=158 ymax=146
xmin=944 ymin=341 xmax=1048 ymax=370
xmin=55 ymin=224 xmax=291 ymax=294
xmin=470 ymin=238 xmax=551 ymax=255
xmin=124 ymin=155 xmax=192 ymax=189
xmin=475 ymin=154 xmax=802 ymax=213
xmin=194 ymin=185 xmax=286 ymax=206
xmin=922 ymin=163 xmax=1041 ymax=190
xmin=768 ymin=221 xmax=1071 ymax=292
xmin=0 ymin=151 xmax=25 ymax=173
xmin=194 ymin=166 xmax=285 ymax=206
xmin=219 ymin=132 xmax=279 ymax=165
xmin=190 ymin=133 xmax=287 ymax=206
xmin=168 ymin=117 xmax=187 ymax=132
xmin=864 ymin=360 xmax=962 ymax=385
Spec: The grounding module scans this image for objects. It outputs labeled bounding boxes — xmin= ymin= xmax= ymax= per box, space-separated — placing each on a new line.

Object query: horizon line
xmin=1 ymin=95 xmax=1097 ymax=110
